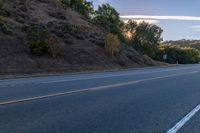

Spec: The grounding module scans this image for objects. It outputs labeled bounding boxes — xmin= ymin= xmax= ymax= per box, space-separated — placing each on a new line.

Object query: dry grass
xmin=105 ymin=33 xmax=121 ymax=57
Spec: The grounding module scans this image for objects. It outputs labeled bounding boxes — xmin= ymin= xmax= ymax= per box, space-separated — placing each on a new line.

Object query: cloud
xmin=123 ymin=19 xmax=160 ymax=24
xmin=120 ymin=15 xmax=200 ymax=21
xmin=190 ymin=25 xmax=200 ymax=28
xmin=190 ymin=25 xmax=200 ymax=31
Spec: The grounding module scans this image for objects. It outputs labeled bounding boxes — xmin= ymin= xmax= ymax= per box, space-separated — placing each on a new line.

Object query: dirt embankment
xmin=0 ymin=0 xmax=164 ymax=75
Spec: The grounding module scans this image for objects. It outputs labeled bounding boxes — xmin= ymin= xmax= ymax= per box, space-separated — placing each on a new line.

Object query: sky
xmin=90 ymin=0 xmax=200 ymax=41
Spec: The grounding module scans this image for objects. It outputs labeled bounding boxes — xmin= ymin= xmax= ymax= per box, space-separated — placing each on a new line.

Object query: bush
xmin=28 ymin=27 xmax=49 ymax=56
xmin=181 ymin=47 xmax=200 ymax=64
xmin=61 ymin=0 xmax=94 ymax=18
xmin=105 ymin=33 xmax=121 ymax=57
xmin=27 ymin=27 xmax=62 ymax=57
xmin=156 ymin=45 xmax=200 ymax=64
xmin=0 ymin=0 xmax=4 ymax=9
xmin=0 ymin=18 xmax=13 ymax=35
xmin=47 ymin=36 xmax=63 ymax=57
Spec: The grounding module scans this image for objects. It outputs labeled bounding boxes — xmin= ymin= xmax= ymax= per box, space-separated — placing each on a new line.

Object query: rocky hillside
xmin=0 ymin=0 xmax=162 ymax=75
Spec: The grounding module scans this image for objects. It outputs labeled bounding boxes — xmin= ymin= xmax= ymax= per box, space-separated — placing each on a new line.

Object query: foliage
xmin=189 ymin=43 xmax=200 ymax=51
xmin=27 ymin=27 xmax=62 ymax=57
xmin=123 ymin=20 xmax=137 ymax=42
xmin=1 ymin=23 xmax=13 ymax=35
xmin=47 ymin=36 xmax=63 ymax=57
xmin=156 ymin=45 xmax=200 ymax=64
xmin=0 ymin=0 xmax=4 ymax=9
xmin=0 ymin=17 xmax=13 ymax=35
xmin=125 ymin=21 xmax=163 ymax=58
xmin=61 ymin=0 xmax=94 ymax=18
xmin=0 ymin=16 xmax=2 ymax=23
xmin=93 ymin=4 xmax=123 ymax=34
xmin=28 ymin=27 xmax=49 ymax=56
xmin=124 ymin=20 xmax=137 ymax=35
xmin=105 ymin=33 xmax=121 ymax=57
xmin=162 ymin=39 xmax=200 ymax=51
xmin=58 ymin=0 xmax=199 ymax=64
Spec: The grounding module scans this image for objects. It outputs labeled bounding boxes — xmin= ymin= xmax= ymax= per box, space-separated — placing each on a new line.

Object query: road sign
xmin=163 ymin=54 xmax=167 ymax=60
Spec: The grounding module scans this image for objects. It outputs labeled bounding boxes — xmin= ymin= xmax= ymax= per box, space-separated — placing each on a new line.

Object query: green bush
xmin=61 ymin=0 xmax=94 ymax=18
xmin=0 ymin=0 xmax=4 ymax=9
xmin=27 ymin=26 xmax=63 ymax=57
xmin=28 ymin=27 xmax=49 ymax=56
xmin=0 ymin=17 xmax=13 ymax=35
xmin=156 ymin=45 xmax=200 ymax=64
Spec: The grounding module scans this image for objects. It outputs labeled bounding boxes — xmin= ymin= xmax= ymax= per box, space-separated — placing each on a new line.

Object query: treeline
xmin=159 ymin=40 xmax=200 ymax=64
xmin=155 ymin=45 xmax=200 ymax=64
xmin=61 ymin=0 xmax=200 ymax=64
xmin=60 ymin=1 xmax=163 ymax=57
xmin=163 ymin=39 xmax=200 ymax=51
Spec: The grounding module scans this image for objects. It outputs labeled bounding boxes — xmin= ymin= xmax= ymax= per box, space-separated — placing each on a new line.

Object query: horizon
xmin=89 ymin=0 xmax=200 ymax=41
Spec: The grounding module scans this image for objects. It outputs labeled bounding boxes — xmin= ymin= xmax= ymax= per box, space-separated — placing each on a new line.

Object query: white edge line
xmin=0 ymin=71 xmax=199 ymax=106
xmin=41 ymin=68 xmax=193 ymax=84
xmin=0 ymin=67 xmax=196 ymax=86
xmin=167 ymin=104 xmax=200 ymax=133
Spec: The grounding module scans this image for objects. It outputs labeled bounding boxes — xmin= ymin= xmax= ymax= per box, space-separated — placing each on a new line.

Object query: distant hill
xmin=0 ymin=0 xmax=162 ymax=75
xmin=162 ymin=40 xmax=200 ymax=51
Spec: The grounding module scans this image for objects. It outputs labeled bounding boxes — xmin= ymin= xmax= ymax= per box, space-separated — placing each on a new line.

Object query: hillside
xmin=163 ymin=40 xmax=200 ymax=51
xmin=0 ymin=0 xmax=163 ymax=75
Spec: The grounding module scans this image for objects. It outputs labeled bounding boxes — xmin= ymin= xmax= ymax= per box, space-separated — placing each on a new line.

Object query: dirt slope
xmin=0 ymin=0 xmax=163 ymax=75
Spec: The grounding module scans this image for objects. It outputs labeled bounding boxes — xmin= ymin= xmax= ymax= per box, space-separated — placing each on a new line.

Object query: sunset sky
xmin=90 ymin=0 xmax=200 ymax=40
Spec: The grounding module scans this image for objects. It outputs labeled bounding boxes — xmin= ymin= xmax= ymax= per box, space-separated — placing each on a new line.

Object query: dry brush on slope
xmin=0 ymin=0 xmax=162 ymax=75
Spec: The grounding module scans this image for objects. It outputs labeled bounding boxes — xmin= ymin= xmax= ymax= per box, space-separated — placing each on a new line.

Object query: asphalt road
xmin=1 ymin=65 xmax=200 ymax=133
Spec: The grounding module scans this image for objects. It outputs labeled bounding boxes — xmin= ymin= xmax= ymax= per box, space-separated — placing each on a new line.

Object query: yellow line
xmin=0 ymin=71 xmax=199 ymax=106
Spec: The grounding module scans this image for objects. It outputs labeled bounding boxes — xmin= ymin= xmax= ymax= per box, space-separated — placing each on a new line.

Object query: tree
xmin=123 ymin=20 xmax=137 ymax=40
xmin=132 ymin=22 xmax=163 ymax=58
xmin=78 ymin=0 xmax=94 ymax=18
xmin=124 ymin=20 xmax=137 ymax=34
xmin=93 ymin=3 xmax=123 ymax=34
xmin=61 ymin=0 xmax=94 ymax=18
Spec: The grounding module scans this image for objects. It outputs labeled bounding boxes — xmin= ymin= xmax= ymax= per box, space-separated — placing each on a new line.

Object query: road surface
xmin=1 ymin=65 xmax=200 ymax=133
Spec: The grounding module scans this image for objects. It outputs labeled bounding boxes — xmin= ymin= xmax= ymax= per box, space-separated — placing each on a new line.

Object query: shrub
xmin=0 ymin=0 xmax=4 ymax=9
xmin=105 ymin=33 xmax=121 ymax=57
xmin=156 ymin=45 xmax=200 ymax=64
xmin=1 ymin=23 xmax=13 ymax=35
xmin=47 ymin=36 xmax=63 ymax=57
xmin=27 ymin=27 xmax=63 ymax=57
xmin=15 ymin=16 xmax=25 ymax=24
xmin=0 ymin=18 xmax=13 ymax=35
xmin=28 ymin=27 xmax=49 ymax=56
xmin=181 ymin=47 xmax=200 ymax=64
xmin=61 ymin=0 xmax=94 ymax=18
